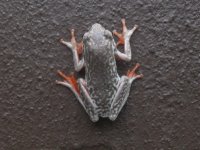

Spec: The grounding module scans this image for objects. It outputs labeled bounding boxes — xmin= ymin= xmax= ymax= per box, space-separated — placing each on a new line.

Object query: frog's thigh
xmin=78 ymin=78 xmax=99 ymax=122
xmin=109 ymin=76 xmax=132 ymax=121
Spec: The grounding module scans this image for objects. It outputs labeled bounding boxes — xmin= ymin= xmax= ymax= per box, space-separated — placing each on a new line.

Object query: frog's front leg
xmin=60 ymin=29 xmax=84 ymax=71
xmin=113 ymin=19 xmax=138 ymax=61
xmin=56 ymin=71 xmax=99 ymax=122
xmin=109 ymin=63 xmax=143 ymax=121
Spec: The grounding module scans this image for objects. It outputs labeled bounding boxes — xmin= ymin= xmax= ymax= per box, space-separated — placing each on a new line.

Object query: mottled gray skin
xmin=83 ymin=24 xmax=119 ymax=118
xmin=57 ymin=20 xmax=142 ymax=122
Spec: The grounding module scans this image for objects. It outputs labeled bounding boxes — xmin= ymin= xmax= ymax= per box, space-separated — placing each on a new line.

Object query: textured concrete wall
xmin=0 ymin=0 xmax=200 ymax=149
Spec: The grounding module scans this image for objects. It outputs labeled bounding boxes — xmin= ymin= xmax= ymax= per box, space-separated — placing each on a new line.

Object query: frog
xmin=56 ymin=19 xmax=143 ymax=122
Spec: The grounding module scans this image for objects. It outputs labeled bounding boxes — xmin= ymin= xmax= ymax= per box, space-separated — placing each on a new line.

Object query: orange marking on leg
xmin=70 ymin=29 xmax=83 ymax=55
xmin=77 ymin=41 xmax=83 ymax=55
xmin=113 ymin=19 xmax=128 ymax=47
xmin=69 ymin=74 xmax=80 ymax=94
xmin=57 ymin=70 xmax=71 ymax=81
xmin=57 ymin=70 xmax=80 ymax=94
xmin=113 ymin=30 xmax=124 ymax=46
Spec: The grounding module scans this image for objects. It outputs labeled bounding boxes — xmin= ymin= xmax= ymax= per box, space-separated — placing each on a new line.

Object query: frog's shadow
xmin=94 ymin=117 xmax=114 ymax=125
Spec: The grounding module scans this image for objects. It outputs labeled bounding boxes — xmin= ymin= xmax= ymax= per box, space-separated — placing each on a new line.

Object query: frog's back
xmin=83 ymin=23 xmax=120 ymax=117
xmin=84 ymin=46 xmax=119 ymax=117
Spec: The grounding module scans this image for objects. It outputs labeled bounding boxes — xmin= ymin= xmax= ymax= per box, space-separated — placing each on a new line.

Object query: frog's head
xmin=83 ymin=23 xmax=113 ymax=51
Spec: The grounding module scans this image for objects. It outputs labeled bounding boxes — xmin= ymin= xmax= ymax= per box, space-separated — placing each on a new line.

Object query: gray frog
xmin=56 ymin=19 xmax=143 ymax=122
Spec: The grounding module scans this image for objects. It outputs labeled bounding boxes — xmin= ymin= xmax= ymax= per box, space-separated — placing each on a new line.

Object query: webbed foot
xmin=113 ymin=19 xmax=138 ymax=47
xmin=60 ymin=29 xmax=83 ymax=55
xmin=56 ymin=70 xmax=80 ymax=95
xmin=127 ymin=63 xmax=143 ymax=81
xmin=59 ymin=28 xmax=85 ymax=72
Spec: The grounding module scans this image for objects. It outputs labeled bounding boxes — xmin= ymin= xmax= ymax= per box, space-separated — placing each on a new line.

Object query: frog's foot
xmin=60 ymin=29 xmax=83 ymax=55
xmin=127 ymin=63 xmax=143 ymax=82
xmin=113 ymin=19 xmax=138 ymax=47
xmin=56 ymin=70 xmax=80 ymax=95
xmin=113 ymin=19 xmax=138 ymax=62
xmin=59 ymin=29 xmax=85 ymax=72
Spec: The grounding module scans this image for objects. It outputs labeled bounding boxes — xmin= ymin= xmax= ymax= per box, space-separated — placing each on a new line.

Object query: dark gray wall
xmin=0 ymin=0 xmax=200 ymax=149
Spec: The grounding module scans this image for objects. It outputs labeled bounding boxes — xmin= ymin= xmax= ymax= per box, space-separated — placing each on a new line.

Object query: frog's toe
xmin=109 ymin=114 xmax=117 ymax=121
xmin=60 ymin=38 xmax=73 ymax=49
xmin=127 ymin=24 xmax=138 ymax=37
xmin=127 ymin=63 xmax=143 ymax=80
xmin=56 ymin=80 xmax=71 ymax=88
xmin=90 ymin=115 xmax=99 ymax=122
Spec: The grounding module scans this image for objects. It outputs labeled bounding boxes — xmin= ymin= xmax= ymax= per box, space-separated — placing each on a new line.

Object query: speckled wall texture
xmin=0 ymin=0 xmax=200 ymax=150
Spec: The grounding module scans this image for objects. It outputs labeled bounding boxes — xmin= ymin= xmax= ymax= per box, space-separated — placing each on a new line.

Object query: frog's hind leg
xmin=109 ymin=63 xmax=143 ymax=121
xmin=56 ymin=71 xmax=99 ymax=122
xmin=56 ymin=70 xmax=82 ymax=105
xmin=78 ymin=78 xmax=99 ymax=122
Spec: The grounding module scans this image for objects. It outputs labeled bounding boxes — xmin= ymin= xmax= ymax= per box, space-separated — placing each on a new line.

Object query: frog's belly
xmin=87 ymin=76 xmax=119 ymax=117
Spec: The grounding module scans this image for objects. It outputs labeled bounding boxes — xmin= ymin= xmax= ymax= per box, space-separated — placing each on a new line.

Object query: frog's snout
xmin=91 ymin=23 xmax=103 ymax=30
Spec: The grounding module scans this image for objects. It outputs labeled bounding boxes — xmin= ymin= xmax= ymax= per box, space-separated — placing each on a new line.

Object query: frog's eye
xmin=104 ymin=30 xmax=112 ymax=39
xmin=83 ymin=33 xmax=90 ymax=41
xmin=83 ymin=33 xmax=92 ymax=46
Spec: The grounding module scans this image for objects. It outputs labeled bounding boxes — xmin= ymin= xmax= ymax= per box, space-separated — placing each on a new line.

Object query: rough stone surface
xmin=0 ymin=0 xmax=200 ymax=149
